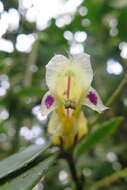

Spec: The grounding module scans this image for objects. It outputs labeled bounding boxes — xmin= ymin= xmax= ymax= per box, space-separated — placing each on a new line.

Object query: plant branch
xmin=24 ymin=41 xmax=38 ymax=87
xmin=106 ymin=73 xmax=127 ymax=106
xmin=90 ymin=72 xmax=127 ymax=126
xmin=90 ymin=168 xmax=127 ymax=190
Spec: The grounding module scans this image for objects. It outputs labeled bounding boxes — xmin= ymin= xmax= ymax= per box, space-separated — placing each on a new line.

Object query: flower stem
xmin=60 ymin=151 xmax=84 ymax=190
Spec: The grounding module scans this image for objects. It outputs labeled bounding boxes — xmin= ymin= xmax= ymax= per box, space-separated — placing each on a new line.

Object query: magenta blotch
xmin=45 ymin=95 xmax=54 ymax=108
xmin=87 ymin=91 xmax=97 ymax=105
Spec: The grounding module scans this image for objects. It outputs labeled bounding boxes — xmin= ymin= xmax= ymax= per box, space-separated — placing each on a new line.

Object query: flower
xmin=41 ymin=53 xmax=108 ymax=149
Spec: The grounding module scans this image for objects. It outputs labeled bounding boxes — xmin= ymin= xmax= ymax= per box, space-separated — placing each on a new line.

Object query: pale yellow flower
xmin=41 ymin=53 xmax=108 ymax=149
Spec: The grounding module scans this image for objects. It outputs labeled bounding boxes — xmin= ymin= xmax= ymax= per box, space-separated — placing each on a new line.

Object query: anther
xmin=64 ymin=100 xmax=76 ymax=109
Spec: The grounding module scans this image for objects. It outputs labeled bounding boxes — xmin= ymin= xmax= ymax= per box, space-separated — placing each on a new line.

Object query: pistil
xmin=66 ymin=75 xmax=71 ymax=116
xmin=67 ymin=75 xmax=71 ymax=99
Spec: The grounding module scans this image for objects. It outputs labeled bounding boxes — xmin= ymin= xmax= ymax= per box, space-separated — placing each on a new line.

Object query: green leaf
xmin=0 ymin=144 xmax=50 ymax=179
xmin=0 ymin=155 xmax=56 ymax=190
xmin=74 ymin=117 xmax=123 ymax=157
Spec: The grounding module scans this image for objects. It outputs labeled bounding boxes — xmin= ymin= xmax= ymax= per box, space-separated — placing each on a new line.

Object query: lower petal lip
xmin=64 ymin=100 xmax=76 ymax=109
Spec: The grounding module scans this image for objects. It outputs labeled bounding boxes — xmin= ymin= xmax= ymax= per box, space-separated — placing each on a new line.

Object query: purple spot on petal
xmin=87 ymin=91 xmax=97 ymax=105
xmin=45 ymin=95 xmax=55 ymax=109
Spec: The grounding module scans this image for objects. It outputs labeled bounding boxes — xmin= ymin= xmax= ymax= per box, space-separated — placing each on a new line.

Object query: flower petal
xmin=49 ymin=111 xmax=88 ymax=150
xmin=77 ymin=111 xmax=88 ymax=139
xmin=46 ymin=55 xmax=68 ymax=93
xmin=48 ymin=107 xmax=77 ymax=136
xmin=82 ymin=87 xmax=108 ymax=113
xmin=48 ymin=111 xmax=62 ymax=136
xmin=46 ymin=53 xmax=93 ymax=103
xmin=40 ymin=91 xmax=57 ymax=116
xmin=72 ymin=53 xmax=93 ymax=91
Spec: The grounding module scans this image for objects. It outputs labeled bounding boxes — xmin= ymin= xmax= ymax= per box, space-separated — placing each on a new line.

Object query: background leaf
xmin=0 ymin=144 xmax=50 ymax=179
xmin=0 ymin=155 xmax=56 ymax=190
xmin=74 ymin=117 xmax=123 ymax=157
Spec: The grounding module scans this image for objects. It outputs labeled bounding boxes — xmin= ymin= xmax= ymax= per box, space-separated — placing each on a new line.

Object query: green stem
xmin=24 ymin=41 xmax=38 ymax=87
xmin=60 ymin=151 xmax=84 ymax=190
xmin=106 ymin=72 xmax=127 ymax=106
xmin=91 ymin=168 xmax=127 ymax=190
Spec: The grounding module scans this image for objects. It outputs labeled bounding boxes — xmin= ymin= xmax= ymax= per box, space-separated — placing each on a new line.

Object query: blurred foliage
xmin=74 ymin=117 xmax=123 ymax=156
xmin=0 ymin=0 xmax=127 ymax=189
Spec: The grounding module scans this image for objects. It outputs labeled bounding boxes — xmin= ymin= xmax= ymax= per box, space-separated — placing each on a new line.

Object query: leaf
xmin=0 ymin=144 xmax=50 ymax=179
xmin=74 ymin=117 xmax=123 ymax=157
xmin=0 ymin=155 xmax=56 ymax=190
